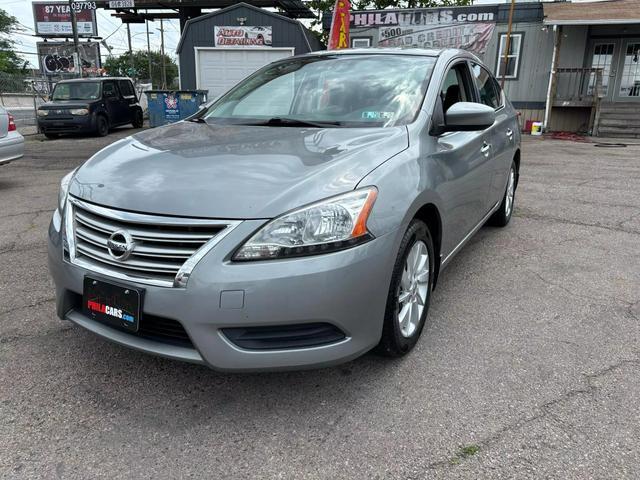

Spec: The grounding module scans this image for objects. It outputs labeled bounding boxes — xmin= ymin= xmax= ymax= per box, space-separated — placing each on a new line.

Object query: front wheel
xmin=489 ymin=161 xmax=516 ymax=227
xmin=376 ymin=220 xmax=434 ymax=357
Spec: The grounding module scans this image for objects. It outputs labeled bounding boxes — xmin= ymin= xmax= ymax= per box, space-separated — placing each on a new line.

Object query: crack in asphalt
xmin=0 ymin=326 xmax=73 ymax=346
xmin=0 ymin=297 xmax=55 ymax=318
xmin=428 ymin=357 xmax=640 ymax=471
xmin=514 ymin=211 xmax=639 ymax=235
xmin=524 ymin=267 xmax=635 ymax=309
xmin=0 ymin=208 xmax=53 ymax=221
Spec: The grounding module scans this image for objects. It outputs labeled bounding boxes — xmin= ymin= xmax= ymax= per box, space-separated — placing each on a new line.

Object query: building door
xmin=588 ymin=41 xmax=618 ymax=100
xmin=195 ymin=47 xmax=294 ymax=100
xmin=614 ymin=40 xmax=640 ymax=101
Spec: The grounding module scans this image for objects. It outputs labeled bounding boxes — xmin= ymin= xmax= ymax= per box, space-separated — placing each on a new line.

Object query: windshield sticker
xmin=362 ymin=111 xmax=394 ymax=120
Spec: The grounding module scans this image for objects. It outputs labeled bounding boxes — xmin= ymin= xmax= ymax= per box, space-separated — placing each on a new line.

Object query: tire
xmin=43 ymin=132 xmax=58 ymax=140
xmin=488 ymin=161 xmax=517 ymax=227
xmin=376 ymin=220 xmax=434 ymax=357
xmin=95 ymin=115 xmax=109 ymax=137
xmin=131 ymin=109 xmax=143 ymax=129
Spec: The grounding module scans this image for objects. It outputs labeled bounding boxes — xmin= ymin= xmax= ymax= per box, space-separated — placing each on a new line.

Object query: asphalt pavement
xmin=1 ymin=129 xmax=639 ymax=479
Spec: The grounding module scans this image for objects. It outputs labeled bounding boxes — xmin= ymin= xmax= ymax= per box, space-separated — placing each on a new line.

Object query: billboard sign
xmin=378 ymin=22 xmax=495 ymax=55
xmin=214 ymin=26 xmax=272 ymax=47
xmin=348 ymin=6 xmax=497 ymax=55
xmin=37 ymin=41 xmax=101 ymax=75
xmin=33 ymin=1 xmax=98 ymax=37
xmin=349 ymin=6 xmax=498 ymax=28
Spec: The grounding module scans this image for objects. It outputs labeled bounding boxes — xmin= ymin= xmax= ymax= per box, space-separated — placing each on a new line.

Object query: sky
xmin=3 ymin=0 xmax=183 ymax=70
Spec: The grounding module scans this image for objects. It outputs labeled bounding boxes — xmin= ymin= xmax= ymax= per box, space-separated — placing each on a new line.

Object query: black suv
xmin=37 ymin=77 xmax=143 ymax=138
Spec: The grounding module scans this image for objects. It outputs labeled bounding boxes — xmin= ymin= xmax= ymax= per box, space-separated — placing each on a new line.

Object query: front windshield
xmin=203 ymin=54 xmax=437 ymax=127
xmin=52 ymin=82 xmax=101 ymax=101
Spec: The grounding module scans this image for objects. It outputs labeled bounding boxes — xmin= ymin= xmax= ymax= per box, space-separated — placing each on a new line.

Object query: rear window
xmin=471 ymin=63 xmax=502 ymax=109
xmin=118 ymin=80 xmax=136 ymax=97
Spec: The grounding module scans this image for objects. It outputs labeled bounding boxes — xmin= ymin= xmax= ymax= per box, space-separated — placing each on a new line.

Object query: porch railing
xmin=553 ymin=67 xmax=604 ymax=106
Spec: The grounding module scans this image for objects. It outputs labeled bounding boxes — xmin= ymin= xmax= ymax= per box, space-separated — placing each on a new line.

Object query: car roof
xmin=306 ymin=47 xmax=470 ymax=58
xmin=56 ymin=77 xmax=133 ymax=84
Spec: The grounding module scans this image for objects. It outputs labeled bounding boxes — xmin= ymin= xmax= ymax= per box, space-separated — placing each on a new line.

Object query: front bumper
xmin=38 ymin=115 xmax=95 ymax=134
xmin=48 ymin=208 xmax=399 ymax=371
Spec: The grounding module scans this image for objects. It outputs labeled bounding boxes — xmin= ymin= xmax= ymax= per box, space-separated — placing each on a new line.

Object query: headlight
xmin=70 ymin=108 xmax=89 ymax=116
xmin=58 ymin=169 xmax=77 ymax=212
xmin=37 ymin=109 xmax=49 ymax=117
xmin=233 ymin=187 xmax=378 ymax=261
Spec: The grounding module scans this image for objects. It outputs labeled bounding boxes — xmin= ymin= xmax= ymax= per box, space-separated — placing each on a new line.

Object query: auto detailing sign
xmin=214 ymin=26 xmax=273 ymax=47
xmin=33 ymin=1 xmax=98 ymax=37
xmin=352 ymin=6 xmax=497 ymax=54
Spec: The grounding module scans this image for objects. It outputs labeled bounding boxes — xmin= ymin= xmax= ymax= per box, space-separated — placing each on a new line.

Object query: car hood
xmin=69 ymin=121 xmax=408 ymax=219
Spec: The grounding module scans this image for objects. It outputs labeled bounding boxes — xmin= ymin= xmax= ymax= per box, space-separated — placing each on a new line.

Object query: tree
xmin=103 ymin=50 xmax=179 ymax=88
xmin=0 ymin=8 xmax=27 ymax=74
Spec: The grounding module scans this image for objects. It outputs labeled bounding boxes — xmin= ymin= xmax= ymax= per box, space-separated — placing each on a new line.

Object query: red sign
xmin=328 ymin=0 xmax=350 ymax=50
xmin=33 ymin=2 xmax=97 ymax=37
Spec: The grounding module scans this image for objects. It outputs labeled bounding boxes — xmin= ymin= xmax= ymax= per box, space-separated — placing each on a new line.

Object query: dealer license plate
xmin=83 ymin=277 xmax=141 ymax=332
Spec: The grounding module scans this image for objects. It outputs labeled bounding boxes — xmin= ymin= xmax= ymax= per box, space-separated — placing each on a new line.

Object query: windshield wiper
xmin=239 ymin=117 xmax=343 ymax=128
xmin=186 ymin=117 xmax=207 ymax=123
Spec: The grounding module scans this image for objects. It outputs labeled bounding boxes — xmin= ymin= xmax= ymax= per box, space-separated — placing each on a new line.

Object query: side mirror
xmin=444 ymin=102 xmax=495 ymax=132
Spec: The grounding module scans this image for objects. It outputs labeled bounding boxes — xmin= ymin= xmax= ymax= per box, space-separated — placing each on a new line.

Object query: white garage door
xmin=195 ymin=47 xmax=294 ymax=99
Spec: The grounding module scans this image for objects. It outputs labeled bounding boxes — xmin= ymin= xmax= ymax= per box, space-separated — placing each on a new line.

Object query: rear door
xmin=118 ymin=79 xmax=138 ymax=123
xmin=470 ymin=63 xmax=516 ymax=208
xmin=102 ymin=81 xmax=126 ymax=125
xmin=430 ymin=61 xmax=495 ymax=253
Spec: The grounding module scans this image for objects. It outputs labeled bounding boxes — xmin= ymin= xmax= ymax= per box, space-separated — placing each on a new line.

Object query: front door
xmin=430 ymin=61 xmax=495 ymax=255
xmin=614 ymin=40 xmax=640 ymax=101
xmin=588 ymin=40 xmax=618 ymax=100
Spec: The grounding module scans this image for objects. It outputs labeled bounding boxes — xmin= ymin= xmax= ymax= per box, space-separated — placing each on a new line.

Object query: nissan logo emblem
xmin=107 ymin=230 xmax=135 ymax=261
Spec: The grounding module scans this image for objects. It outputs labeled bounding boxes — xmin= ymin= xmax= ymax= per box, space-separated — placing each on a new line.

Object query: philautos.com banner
xmin=350 ymin=6 xmax=497 ymax=55
xmin=378 ymin=23 xmax=495 ymax=55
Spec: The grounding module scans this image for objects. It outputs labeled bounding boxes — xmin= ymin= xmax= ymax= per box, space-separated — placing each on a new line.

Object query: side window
xmin=118 ymin=80 xmax=135 ymax=98
xmin=103 ymin=82 xmax=117 ymax=98
xmin=440 ymin=63 xmax=472 ymax=113
xmin=471 ymin=63 xmax=500 ymax=109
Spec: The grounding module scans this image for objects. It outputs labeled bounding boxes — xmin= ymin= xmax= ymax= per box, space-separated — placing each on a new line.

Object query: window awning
xmin=544 ymin=0 xmax=640 ymax=25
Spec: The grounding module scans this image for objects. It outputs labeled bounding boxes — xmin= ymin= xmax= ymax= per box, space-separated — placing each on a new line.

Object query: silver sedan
xmin=48 ymin=49 xmax=521 ymax=371
xmin=0 ymin=105 xmax=24 ymax=166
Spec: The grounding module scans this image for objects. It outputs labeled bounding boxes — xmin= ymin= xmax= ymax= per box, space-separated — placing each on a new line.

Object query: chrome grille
xmin=65 ymin=198 xmax=240 ymax=287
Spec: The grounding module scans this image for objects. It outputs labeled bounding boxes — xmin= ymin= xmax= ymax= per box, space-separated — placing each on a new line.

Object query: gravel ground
xmin=1 ymin=130 xmax=639 ymax=479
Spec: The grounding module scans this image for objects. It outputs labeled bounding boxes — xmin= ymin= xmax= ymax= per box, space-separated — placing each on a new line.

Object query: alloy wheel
xmin=505 ymin=167 xmax=515 ymax=217
xmin=397 ymin=240 xmax=430 ymax=338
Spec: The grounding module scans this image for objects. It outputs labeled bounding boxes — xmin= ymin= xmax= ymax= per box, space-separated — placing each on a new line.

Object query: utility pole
xmin=68 ymin=0 xmax=82 ymax=77
xmin=146 ymin=10 xmax=152 ymax=86
xmin=126 ymin=22 xmax=134 ymax=75
xmin=159 ymin=19 xmax=167 ymax=89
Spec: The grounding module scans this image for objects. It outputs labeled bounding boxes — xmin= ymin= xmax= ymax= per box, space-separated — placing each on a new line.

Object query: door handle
xmin=506 ymin=128 xmax=514 ymax=141
xmin=481 ymin=142 xmax=491 ymax=157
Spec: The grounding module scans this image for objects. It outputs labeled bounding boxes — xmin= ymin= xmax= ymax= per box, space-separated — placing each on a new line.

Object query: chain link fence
xmin=0 ymin=72 xmax=55 ymax=132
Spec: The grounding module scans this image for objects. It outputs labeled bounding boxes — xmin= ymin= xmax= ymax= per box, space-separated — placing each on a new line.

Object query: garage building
xmin=176 ymin=3 xmax=324 ymax=98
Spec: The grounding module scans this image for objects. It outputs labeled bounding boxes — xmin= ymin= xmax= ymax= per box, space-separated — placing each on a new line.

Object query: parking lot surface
xmin=1 ymin=130 xmax=639 ymax=479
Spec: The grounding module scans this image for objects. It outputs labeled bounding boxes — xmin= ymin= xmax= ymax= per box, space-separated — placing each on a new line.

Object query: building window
xmin=351 ymin=37 xmax=371 ymax=48
xmin=496 ymin=33 xmax=522 ymax=79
